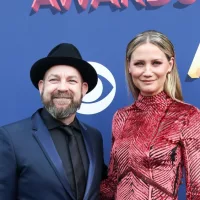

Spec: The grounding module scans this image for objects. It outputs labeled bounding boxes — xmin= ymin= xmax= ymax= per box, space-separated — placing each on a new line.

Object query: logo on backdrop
xmin=31 ymin=0 xmax=195 ymax=12
xmin=77 ymin=62 xmax=116 ymax=115
xmin=188 ymin=44 xmax=200 ymax=78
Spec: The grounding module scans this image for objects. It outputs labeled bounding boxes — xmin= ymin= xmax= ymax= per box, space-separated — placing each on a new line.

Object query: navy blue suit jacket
xmin=0 ymin=110 xmax=105 ymax=200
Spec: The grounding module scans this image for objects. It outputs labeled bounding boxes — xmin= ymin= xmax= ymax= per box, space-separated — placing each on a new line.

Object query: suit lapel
xmin=31 ymin=111 xmax=75 ymax=200
xmin=79 ymin=122 xmax=96 ymax=200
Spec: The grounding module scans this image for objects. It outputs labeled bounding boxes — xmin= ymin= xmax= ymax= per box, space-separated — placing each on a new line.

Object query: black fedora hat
xmin=30 ymin=43 xmax=98 ymax=93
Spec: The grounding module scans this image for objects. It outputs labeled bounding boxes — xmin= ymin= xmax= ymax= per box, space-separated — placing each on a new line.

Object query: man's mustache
xmin=52 ymin=92 xmax=73 ymax=99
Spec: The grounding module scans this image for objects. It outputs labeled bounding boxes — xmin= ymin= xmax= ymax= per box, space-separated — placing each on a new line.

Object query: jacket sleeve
xmin=100 ymin=111 xmax=121 ymax=200
xmin=181 ymin=107 xmax=200 ymax=199
xmin=0 ymin=127 xmax=17 ymax=200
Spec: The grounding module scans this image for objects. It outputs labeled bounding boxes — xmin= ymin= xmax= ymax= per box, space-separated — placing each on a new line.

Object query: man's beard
xmin=41 ymin=91 xmax=82 ymax=120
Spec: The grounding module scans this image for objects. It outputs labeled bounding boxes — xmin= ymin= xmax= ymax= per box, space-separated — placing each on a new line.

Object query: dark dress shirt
xmin=40 ymin=108 xmax=89 ymax=199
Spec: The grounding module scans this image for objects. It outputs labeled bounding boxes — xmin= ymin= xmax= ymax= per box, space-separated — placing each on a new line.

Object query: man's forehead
xmin=44 ymin=65 xmax=82 ymax=78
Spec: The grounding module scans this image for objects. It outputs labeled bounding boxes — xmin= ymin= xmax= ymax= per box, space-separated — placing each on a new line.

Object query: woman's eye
xmin=134 ymin=62 xmax=144 ymax=66
xmin=153 ymin=61 xmax=161 ymax=65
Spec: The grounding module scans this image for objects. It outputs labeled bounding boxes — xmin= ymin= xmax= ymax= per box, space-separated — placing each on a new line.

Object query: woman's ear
xmin=168 ymin=57 xmax=174 ymax=73
xmin=127 ymin=58 xmax=131 ymax=73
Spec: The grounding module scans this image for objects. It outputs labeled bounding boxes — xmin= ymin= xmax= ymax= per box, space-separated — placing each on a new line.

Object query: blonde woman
xmin=100 ymin=30 xmax=200 ymax=200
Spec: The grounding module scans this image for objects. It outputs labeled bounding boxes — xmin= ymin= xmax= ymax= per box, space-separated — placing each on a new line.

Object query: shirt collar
xmin=40 ymin=108 xmax=80 ymax=131
xmin=134 ymin=91 xmax=172 ymax=111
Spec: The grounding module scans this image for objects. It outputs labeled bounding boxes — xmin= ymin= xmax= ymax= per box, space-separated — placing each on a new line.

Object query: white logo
xmin=188 ymin=43 xmax=200 ymax=78
xmin=77 ymin=61 xmax=116 ymax=115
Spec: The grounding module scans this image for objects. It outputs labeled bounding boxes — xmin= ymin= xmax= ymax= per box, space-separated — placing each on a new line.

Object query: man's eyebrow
xmin=47 ymin=74 xmax=60 ymax=79
xmin=67 ymin=75 xmax=78 ymax=79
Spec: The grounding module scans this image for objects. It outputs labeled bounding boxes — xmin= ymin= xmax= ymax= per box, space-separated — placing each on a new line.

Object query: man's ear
xmin=38 ymin=80 xmax=44 ymax=95
xmin=82 ymin=82 xmax=89 ymax=97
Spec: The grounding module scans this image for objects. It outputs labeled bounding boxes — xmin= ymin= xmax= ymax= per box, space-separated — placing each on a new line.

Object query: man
xmin=0 ymin=43 xmax=106 ymax=200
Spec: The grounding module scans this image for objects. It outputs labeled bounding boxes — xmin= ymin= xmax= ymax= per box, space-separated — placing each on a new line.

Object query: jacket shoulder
xmin=113 ymin=105 xmax=132 ymax=122
xmin=111 ymin=105 xmax=133 ymax=140
xmin=0 ymin=117 xmax=32 ymax=134
xmin=172 ymin=100 xmax=199 ymax=115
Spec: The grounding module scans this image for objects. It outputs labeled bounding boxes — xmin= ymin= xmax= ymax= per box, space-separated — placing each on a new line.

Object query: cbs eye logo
xmin=77 ymin=62 xmax=116 ymax=115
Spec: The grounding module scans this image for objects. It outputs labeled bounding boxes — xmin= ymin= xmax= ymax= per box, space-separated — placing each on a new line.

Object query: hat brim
xmin=30 ymin=57 xmax=98 ymax=93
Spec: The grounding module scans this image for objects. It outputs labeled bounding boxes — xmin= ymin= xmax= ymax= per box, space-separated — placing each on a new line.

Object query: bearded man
xmin=0 ymin=43 xmax=107 ymax=200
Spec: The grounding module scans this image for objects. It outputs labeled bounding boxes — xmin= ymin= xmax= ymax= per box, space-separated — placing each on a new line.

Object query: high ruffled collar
xmin=135 ymin=91 xmax=172 ymax=111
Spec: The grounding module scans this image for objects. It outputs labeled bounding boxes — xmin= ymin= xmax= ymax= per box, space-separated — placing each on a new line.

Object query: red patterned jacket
xmin=100 ymin=92 xmax=200 ymax=200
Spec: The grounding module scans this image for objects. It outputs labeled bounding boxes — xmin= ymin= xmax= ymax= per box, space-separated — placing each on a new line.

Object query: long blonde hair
xmin=125 ymin=30 xmax=183 ymax=101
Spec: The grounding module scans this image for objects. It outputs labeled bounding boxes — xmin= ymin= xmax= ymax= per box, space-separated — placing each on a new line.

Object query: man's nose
xmin=57 ymin=81 xmax=69 ymax=91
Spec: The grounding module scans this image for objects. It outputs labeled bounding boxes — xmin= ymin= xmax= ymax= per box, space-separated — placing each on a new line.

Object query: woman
xmin=100 ymin=30 xmax=200 ymax=199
